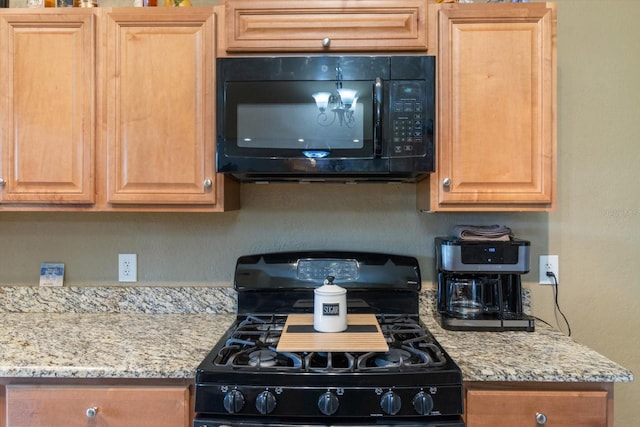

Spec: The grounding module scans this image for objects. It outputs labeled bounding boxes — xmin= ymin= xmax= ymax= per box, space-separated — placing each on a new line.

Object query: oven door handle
xmin=373 ymin=77 xmax=383 ymax=158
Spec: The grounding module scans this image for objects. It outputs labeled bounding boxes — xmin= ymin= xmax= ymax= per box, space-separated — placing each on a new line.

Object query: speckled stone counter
xmin=420 ymin=313 xmax=632 ymax=383
xmin=0 ymin=286 xmax=237 ymax=314
xmin=417 ymin=290 xmax=632 ymax=383
xmin=0 ymin=286 xmax=632 ymax=383
xmin=0 ymin=313 xmax=234 ymax=379
xmin=0 ymin=286 xmax=236 ymax=379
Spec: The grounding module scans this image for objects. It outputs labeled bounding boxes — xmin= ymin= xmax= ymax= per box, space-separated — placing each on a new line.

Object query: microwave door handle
xmin=374 ymin=77 xmax=383 ymax=158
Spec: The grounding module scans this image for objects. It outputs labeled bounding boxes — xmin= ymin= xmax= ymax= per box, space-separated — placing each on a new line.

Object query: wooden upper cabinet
xmin=419 ymin=3 xmax=557 ymax=212
xmin=223 ymin=0 xmax=430 ymax=52
xmin=103 ymin=8 xmax=220 ymax=207
xmin=0 ymin=10 xmax=95 ymax=205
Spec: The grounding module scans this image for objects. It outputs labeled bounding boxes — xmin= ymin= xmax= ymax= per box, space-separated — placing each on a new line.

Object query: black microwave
xmin=216 ymin=55 xmax=435 ymax=182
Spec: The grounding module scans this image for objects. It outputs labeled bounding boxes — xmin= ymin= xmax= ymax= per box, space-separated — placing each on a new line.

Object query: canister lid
xmin=314 ymin=276 xmax=346 ymax=296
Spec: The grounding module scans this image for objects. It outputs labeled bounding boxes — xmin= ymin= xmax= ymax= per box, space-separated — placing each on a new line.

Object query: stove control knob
xmin=412 ymin=391 xmax=434 ymax=415
xmin=317 ymin=391 xmax=339 ymax=415
xmin=380 ymin=391 xmax=402 ymax=415
xmin=223 ymin=389 xmax=245 ymax=414
xmin=256 ymin=390 xmax=277 ymax=415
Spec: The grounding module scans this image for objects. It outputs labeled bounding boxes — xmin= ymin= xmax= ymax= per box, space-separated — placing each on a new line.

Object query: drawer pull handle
xmin=535 ymin=412 xmax=547 ymax=425
xmin=322 ymin=37 xmax=331 ymax=47
xmin=86 ymin=406 xmax=99 ymax=418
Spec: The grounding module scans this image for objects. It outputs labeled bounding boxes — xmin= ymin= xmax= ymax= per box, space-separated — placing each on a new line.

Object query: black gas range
xmin=194 ymin=251 xmax=464 ymax=427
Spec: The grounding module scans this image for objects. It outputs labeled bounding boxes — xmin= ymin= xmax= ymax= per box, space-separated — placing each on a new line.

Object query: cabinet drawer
xmin=466 ymin=389 xmax=608 ymax=427
xmin=225 ymin=0 xmax=428 ymax=52
xmin=6 ymin=385 xmax=190 ymax=427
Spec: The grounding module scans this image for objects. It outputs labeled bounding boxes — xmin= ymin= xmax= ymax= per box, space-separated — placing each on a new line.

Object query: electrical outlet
xmin=539 ymin=255 xmax=559 ymax=285
xmin=118 ymin=253 xmax=137 ymax=282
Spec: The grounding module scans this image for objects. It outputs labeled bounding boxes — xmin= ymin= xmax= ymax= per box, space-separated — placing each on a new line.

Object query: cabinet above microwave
xmin=222 ymin=0 xmax=432 ymax=53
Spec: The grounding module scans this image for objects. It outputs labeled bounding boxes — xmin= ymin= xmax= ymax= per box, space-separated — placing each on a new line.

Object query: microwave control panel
xmin=388 ymin=81 xmax=428 ymax=158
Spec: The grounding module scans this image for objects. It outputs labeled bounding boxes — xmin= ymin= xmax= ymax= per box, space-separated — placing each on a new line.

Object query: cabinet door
xmin=0 ymin=10 xmax=95 ymax=205
xmin=104 ymin=8 xmax=216 ymax=205
xmin=6 ymin=385 xmax=190 ymax=427
xmin=423 ymin=3 xmax=556 ymax=211
xmin=466 ymin=389 xmax=608 ymax=427
xmin=224 ymin=0 xmax=428 ymax=52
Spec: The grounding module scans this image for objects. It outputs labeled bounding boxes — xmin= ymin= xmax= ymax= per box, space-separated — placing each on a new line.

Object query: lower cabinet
xmin=465 ymin=383 xmax=612 ymax=427
xmin=5 ymin=384 xmax=190 ymax=427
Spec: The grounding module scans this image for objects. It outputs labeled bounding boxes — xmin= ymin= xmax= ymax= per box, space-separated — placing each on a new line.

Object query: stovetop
xmin=193 ymin=251 xmax=464 ymax=424
xmin=195 ymin=314 xmax=462 ymax=420
xmin=199 ymin=314 xmax=451 ymax=375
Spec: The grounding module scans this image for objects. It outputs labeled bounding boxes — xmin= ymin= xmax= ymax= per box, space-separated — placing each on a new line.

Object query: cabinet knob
xmin=442 ymin=177 xmax=452 ymax=187
xmin=86 ymin=406 xmax=99 ymax=418
xmin=322 ymin=37 xmax=331 ymax=47
xmin=203 ymin=178 xmax=213 ymax=188
xmin=0 ymin=178 xmax=5 ymax=185
xmin=535 ymin=412 xmax=548 ymax=425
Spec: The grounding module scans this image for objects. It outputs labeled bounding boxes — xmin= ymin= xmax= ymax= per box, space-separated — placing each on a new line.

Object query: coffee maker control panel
xmin=436 ymin=238 xmax=530 ymax=273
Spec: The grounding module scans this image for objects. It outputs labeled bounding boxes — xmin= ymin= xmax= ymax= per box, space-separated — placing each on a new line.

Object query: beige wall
xmin=1 ymin=0 xmax=638 ymax=425
xmin=541 ymin=2 xmax=640 ymax=425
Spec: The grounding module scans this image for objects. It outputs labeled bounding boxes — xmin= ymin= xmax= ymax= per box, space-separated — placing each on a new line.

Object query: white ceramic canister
xmin=313 ymin=276 xmax=347 ymax=332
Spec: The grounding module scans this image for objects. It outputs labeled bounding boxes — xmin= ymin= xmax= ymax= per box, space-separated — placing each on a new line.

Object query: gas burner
xmin=357 ymin=345 xmax=434 ymax=370
xmin=226 ymin=346 xmax=303 ymax=370
xmin=248 ymin=349 xmax=278 ymax=367
xmin=374 ymin=348 xmax=412 ymax=367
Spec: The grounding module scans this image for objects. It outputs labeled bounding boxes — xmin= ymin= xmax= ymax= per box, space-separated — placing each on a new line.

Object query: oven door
xmin=220 ymin=79 xmax=376 ymax=160
xmin=194 ymin=415 xmax=465 ymax=426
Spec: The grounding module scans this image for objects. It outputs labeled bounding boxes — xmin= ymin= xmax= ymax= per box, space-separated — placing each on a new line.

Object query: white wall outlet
xmin=118 ymin=253 xmax=137 ymax=282
xmin=539 ymin=255 xmax=559 ymax=285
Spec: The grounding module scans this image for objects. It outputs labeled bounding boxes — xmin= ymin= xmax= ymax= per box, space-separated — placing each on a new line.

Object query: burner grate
xmin=304 ymin=351 xmax=356 ymax=372
xmin=211 ymin=314 xmax=448 ymax=373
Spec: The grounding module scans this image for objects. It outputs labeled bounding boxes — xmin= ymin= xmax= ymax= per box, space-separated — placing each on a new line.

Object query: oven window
xmin=225 ymin=81 xmax=373 ymax=155
xmin=237 ymin=103 xmax=364 ymax=150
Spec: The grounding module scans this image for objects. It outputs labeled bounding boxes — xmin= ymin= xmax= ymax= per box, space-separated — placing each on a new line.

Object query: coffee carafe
xmin=435 ymin=237 xmax=535 ymax=332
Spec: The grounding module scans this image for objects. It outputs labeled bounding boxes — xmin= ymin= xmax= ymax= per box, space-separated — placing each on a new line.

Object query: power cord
xmin=547 ymin=271 xmax=572 ymax=336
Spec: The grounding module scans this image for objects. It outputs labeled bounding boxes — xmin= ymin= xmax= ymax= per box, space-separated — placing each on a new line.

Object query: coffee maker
xmin=435 ymin=237 xmax=535 ymax=332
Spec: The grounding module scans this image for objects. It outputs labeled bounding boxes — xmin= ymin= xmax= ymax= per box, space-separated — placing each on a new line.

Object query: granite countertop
xmin=0 ymin=286 xmax=237 ymax=379
xmin=420 ymin=313 xmax=633 ymax=383
xmin=0 ymin=312 xmax=234 ymax=379
xmin=0 ymin=286 xmax=633 ymax=383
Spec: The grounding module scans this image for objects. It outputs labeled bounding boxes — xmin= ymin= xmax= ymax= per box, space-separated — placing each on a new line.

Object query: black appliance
xmin=435 ymin=237 xmax=535 ymax=332
xmin=194 ymin=251 xmax=464 ymax=427
xmin=216 ymin=56 xmax=435 ymax=183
